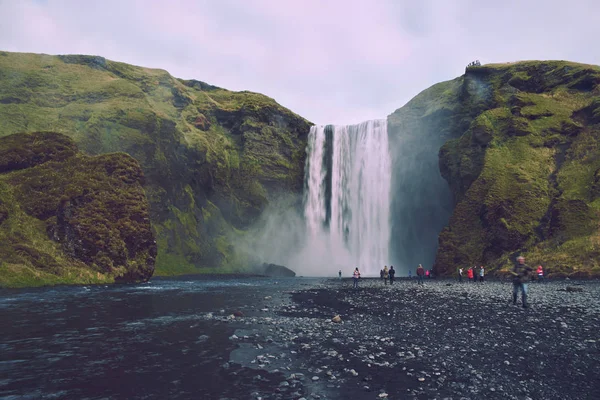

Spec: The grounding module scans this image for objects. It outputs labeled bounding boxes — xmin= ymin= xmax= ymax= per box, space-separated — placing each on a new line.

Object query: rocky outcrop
xmin=259 ymin=263 xmax=296 ymax=277
xmin=0 ymin=51 xmax=311 ymax=275
xmin=405 ymin=61 xmax=600 ymax=278
xmin=0 ymin=132 xmax=156 ymax=287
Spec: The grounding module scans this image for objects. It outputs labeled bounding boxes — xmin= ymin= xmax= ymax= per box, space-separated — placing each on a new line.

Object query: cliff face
xmin=427 ymin=61 xmax=600 ymax=278
xmin=0 ymin=132 xmax=156 ymax=287
xmin=0 ymin=51 xmax=311 ymax=275
xmin=387 ymin=79 xmax=462 ymax=270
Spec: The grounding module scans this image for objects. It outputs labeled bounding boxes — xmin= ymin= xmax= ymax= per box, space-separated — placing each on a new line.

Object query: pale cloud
xmin=0 ymin=0 xmax=599 ymax=124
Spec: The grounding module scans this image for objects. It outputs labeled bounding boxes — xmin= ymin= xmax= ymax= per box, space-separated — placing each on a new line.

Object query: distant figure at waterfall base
xmin=389 ymin=266 xmax=395 ymax=285
xmin=353 ymin=267 xmax=361 ymax=289
xmin=416 ymin=264 xmax=425 ymax=285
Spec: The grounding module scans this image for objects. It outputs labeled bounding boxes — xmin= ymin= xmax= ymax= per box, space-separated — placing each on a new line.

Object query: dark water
xmin=0 ymin=277 xmax=314 ymax=399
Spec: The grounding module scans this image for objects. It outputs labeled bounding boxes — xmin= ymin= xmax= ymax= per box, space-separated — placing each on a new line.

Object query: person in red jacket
xmin=537 ymin=265 xmax=544 ymax=283
xmin=416 ymin=264 xmax=425 ymax=285
xmin=467 ymin=266 xmax=474 ymax=282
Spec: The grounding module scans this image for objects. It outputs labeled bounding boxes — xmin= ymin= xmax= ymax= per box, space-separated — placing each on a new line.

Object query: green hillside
xmin=0 ymin=51 xmax=311 ymax=276
xmin=401 ymin=60 xmax=600 ymax=278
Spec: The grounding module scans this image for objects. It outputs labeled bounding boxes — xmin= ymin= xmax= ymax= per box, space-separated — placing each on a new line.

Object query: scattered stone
xmin=566 ymin=286 xmax=584 ymax=292
xmin=332 ymin=315 xmax=342 ymax=323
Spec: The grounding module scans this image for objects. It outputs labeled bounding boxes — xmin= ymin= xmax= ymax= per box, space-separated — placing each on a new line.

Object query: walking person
xmin=416 ymin=264 xmax=425 ymax=285
xmin=383 ymin=266 xmax=389 ymax=285
xmin=536 ymin=265 xmax=544 ymax=283
xmin=353 ymin=267 xmax=361 ymax=289
xmin=512 ymin=256 xmax=532 ymax=308
xmin=479 ymin=266 xmax=485 ymax=282
xmin=389 ymin=266 xmax=395 ymax=285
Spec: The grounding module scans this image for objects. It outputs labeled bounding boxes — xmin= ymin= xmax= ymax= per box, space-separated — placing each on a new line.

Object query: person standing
xmin=479 ymin=266 xmax=485 ymax=283
xmin=389 ymin=266 xmax=396 ymax=285
xmin=353 ymin=267 xmax=361 ymax=289
xmin=408 ymin=270 xmax=412 ymax=279
xmin=512 ymin=256 xmax=532 ymax=308
xmin=467 ymin=266 xmax=474 ymax=283
xmin=458 ymin=267 xmax=463 ymax=282
xmin=536 ymin=265 xmax=544 ymax=283
xmin=416 ymin=264 xmax=425 ymax=285
xmin=383 ymin=266 xmax=389 ymax=285
xmin=339 ymin=269 xmax=342 ymax=278
xmin=425 ymin=269 xmax=430 ymax=279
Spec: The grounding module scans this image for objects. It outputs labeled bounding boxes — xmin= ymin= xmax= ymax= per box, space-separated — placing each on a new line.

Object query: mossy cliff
xmin=0 ymin=51 xmax=311 ymax=275
xmin=392 ymin=61 xmax=600 ymax=278
xmin=0 ymin=132 xmax=156 ymax=287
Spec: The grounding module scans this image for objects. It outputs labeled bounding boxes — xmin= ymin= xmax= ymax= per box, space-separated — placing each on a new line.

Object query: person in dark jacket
xmin=512 ymin=256 xmax=532 ymax=308
xmin=389 ymin=266 xmax=396 ymax=284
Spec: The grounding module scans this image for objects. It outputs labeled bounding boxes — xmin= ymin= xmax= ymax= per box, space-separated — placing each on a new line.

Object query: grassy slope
xmin=0 ymin=132 xmax=156 ymax=287
xmin=0 ymin=51 xmax=311 ymax=276
xmin=430 ymin=61 xmax=600 ymax=277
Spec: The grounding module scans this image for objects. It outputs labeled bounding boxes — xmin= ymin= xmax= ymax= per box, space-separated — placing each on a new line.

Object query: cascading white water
xmin=303 ymin=120 xmax=392 ymax=276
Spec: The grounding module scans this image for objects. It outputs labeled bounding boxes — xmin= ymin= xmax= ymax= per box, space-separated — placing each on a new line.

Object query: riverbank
xmin=1 ymin=277 xmax=598 ymax=399
xmin=223 ymin=278 xmax=600 ymax=399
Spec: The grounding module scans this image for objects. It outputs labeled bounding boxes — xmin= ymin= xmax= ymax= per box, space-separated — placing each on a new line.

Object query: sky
xmin=0 ymin=0 xmax=599 ymax=125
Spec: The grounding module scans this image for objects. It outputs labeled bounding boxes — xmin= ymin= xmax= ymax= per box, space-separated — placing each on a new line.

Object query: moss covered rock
xmin=0 ymin=132 xmax=156 ymax=287
xmin=0 ymin=51 xmax=311 ymax=275
xmin=416 ymin=61 xmax=600 ymax=278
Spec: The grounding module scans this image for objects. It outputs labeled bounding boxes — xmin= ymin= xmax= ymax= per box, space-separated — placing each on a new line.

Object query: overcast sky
xmin=1 ymin=0 xmax=599 ymax=124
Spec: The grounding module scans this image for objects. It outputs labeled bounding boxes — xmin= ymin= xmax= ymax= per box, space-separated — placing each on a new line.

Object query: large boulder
xmin=0 ymin=132 xmax=157 ymax=287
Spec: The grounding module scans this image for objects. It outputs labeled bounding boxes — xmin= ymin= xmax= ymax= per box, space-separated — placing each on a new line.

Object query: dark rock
xmin=566 ymin=286 xmax=584 ymax=292
xmin=256 ymin=263 xmax=296 ymax=277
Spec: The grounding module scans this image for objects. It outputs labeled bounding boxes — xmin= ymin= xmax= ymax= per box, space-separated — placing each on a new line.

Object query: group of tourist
xmin=346 ymin=255 xmax=544 ymax=308
xmin=457 ymin=265 xmax=486 ymax=283
xmin=378 ymin=265 xmax=396 ymax=285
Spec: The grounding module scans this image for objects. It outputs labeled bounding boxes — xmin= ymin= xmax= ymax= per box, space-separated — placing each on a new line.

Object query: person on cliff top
xmin=383 ymin=265 xmax=389 ymax=285
xmin=353 ymin=267 xmax=361 ymax=289
xmin=536 ymin=265 xmax=544 ymax=283
xmin=416 ymin=264 xmax=425 ymax=285
xmin=479 ymin=265 xmax=485 ymax=282
xmin=512 ymin=256 xmax=532 ymax=308
xmin=389 ymin=265 xmax=396 ymax=285
xmin=458 ymin=267 xmax=464 ymax=282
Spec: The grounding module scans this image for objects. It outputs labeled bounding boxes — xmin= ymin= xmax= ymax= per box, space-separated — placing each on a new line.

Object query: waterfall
xmin=303 ymin=120 xmax=392 ymax=276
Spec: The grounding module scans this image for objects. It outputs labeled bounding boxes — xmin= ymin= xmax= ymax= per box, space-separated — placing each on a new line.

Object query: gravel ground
xmin=212 ymin=278 xmax=600 ymax=400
